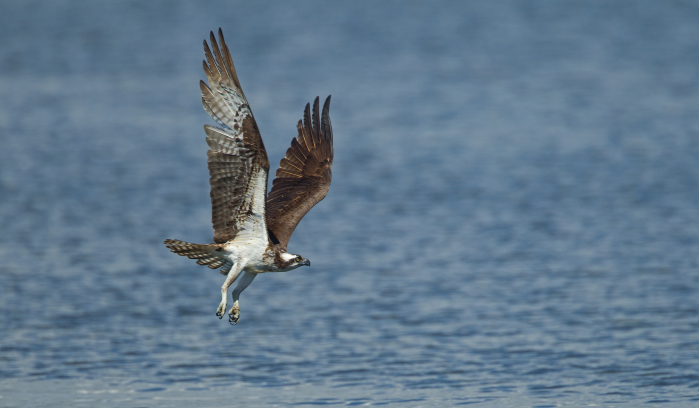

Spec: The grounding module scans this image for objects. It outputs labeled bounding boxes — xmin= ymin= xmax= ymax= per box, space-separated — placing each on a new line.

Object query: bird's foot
xmin=216 ymin=301 xmax=227 ymax=319
xmin=228 ymin=305 xmax=240 ymax=325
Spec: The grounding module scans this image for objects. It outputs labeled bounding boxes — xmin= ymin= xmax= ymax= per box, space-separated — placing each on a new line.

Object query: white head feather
xmin=280 ymin=252 xmax=299 ymax=262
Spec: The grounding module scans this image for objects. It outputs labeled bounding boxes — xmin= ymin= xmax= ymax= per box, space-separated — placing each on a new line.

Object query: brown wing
xmin=266 ymin=96 xmax=333 ymax=249
xmin=200 ymin=29 xmax=270 ymax=244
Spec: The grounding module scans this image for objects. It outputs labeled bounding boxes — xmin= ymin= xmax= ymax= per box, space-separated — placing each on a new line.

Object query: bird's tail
xmin=163 ymin=239 xmax=233 ymax=275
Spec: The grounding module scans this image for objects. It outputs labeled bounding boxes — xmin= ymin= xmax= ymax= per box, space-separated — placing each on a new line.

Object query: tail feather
xmin=164 ymin=239 xmax=232 ymax=274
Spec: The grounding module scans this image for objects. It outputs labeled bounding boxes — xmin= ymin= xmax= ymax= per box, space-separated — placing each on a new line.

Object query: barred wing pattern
xmin=201 ymin=29 xmax=270 ymax=244
xmin=266 ymin=96 xmax=334 ymax=249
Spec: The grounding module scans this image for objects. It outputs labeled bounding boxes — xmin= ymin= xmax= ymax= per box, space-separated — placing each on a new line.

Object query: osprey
xmin=164 ymin=29 xmax=333 ymax=324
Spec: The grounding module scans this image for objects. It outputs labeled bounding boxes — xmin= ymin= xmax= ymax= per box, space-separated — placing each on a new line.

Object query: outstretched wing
xmin=266 ymin=96 xmax=333 ymax=249
xmin=201 ymin=29 xmax=270 ymax=244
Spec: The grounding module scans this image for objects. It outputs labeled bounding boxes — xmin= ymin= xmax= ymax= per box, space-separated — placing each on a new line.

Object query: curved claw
xmin=228 ymin=306 xmax=240 ymax=325
xmin=216 ymin=301 xmax=227 ymax=319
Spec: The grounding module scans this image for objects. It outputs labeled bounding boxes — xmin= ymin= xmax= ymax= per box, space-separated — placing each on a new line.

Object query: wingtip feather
xmin=321 ymin=95 xmax=333 ymax=145
xmin=312 ymin=96 xmax=321 ymax=146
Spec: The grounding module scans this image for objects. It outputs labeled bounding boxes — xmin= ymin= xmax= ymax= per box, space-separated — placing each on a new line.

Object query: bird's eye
xmin=295 ymin=256 xmax=302 ymax=262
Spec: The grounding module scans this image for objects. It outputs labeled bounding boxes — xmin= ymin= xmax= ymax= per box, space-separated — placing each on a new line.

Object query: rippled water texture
xmin=1 ymin=1 xmax=699 ymax=406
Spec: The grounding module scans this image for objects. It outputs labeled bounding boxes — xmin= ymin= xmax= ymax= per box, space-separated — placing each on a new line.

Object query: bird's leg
xmin=228 ymin=271 xmax=257 ymax=325
xmin=217 ymin=262 xmax=245 ymax=319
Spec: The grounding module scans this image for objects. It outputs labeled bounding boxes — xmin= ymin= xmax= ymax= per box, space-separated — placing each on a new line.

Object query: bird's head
xmin=279 ymin=252 xmax=311 ymax=271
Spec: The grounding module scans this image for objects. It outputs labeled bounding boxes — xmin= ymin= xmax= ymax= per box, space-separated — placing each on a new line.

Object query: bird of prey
xmin=164 ymin=29 xmax=334 ymax=325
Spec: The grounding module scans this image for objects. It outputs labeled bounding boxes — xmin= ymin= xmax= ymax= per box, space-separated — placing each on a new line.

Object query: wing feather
xmin=266 ymin=96 xmax=334 ymax=249
xmin=280 ymin=158 xmax=304 ymax=172
xmin=201 ymin=29 xmax=269 ymax=244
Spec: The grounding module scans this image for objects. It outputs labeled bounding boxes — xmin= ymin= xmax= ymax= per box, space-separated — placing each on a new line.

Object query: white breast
xmin=221 ymin=166 xmax=270 ymax=269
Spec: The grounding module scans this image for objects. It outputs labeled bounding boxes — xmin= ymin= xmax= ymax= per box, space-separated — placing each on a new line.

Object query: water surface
xmin=1 ymin=1 xmax=699 ymax=406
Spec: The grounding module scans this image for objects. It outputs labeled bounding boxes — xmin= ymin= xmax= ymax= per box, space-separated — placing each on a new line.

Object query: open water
xmin=1 ymin=1 xmax=699 ymax=406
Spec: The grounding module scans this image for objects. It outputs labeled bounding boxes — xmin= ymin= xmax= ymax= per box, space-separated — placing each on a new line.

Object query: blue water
xmin=1 ymin=1 xmax=699 ymax=406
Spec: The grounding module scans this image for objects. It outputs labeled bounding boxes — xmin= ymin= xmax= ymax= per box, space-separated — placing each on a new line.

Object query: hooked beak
xmin=301 ymin=259 xmax=311 ymax=267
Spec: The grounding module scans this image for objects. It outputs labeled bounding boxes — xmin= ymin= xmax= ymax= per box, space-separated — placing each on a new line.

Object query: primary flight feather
xmin=164 ymin=29 xmax=334 ymax=324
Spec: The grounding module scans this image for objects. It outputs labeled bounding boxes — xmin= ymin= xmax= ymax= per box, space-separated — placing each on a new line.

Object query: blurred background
xmin=1 ymin=1 xmax=699 ymax=406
